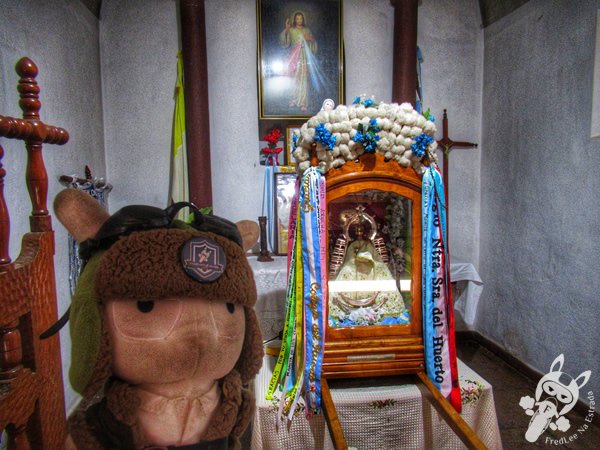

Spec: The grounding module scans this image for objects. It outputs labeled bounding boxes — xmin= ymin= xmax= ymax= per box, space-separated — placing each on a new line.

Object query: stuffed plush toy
xmin=54 ymin=189 xmax=263 ymax=450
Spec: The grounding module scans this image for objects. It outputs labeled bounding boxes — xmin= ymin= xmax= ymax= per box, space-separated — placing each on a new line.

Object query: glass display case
xmin=327 ymin=191 xmax=412 ymax=328
xmin=322 ymin=153 xmax=424 ymax=378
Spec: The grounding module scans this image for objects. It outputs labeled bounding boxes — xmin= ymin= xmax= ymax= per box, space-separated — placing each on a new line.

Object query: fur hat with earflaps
xmin=54 ymin=189 xmax=263 ymax=449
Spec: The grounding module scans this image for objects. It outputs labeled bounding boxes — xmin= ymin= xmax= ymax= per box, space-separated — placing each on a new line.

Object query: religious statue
xmin=328 ymin=206 xmax=408 ymax=327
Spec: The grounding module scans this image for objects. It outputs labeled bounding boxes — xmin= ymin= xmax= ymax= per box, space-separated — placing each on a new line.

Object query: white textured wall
xmin=100 ymin=0 xmax=179 ymax=212
xmin=205 ymin=0 xmax=263 ymax=221
xmin=418 ymin=0 xmax=483 ymax=266
xmin=343 ymin=0 xmax=395 ymax=103
xmin=206 ymin=0 xmax=396 ymax=222
xmin=0 ymin=0 xmax=105 ymax=413
xmin=478 ymin=0 xmax=600 ymax=397
xmin=97 ymin=1 xmax=483 ymax=264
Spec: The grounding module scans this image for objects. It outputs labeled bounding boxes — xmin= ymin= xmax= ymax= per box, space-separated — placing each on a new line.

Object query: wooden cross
xmin=436 ymin=109 xmax=478 ymax=228
xmin=0 ymin=57 xmax=69 ymax=254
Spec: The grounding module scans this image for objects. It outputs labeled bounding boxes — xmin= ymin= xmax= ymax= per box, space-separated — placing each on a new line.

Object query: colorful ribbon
xmin=267 ymin=167 xmax=326 ymax=421
xmin=300 ymin=169 xmax=326 ymax=414
xmin=422 ymin=165 xmax=461 ymax=412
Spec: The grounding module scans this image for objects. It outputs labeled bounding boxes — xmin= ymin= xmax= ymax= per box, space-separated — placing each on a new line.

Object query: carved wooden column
xmin=390 ymin=0 xmax=419 ymax=105
xmin=180 ymin=0 xmax=212 ymax=209
xmin=0 ymin=320 xmax=23 ymax=380
xmin=0 ymin=56 xmax=68 ymax=449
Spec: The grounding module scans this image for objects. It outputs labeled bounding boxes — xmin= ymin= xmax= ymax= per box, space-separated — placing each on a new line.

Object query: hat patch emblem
xmin=181 ymin=237 xmax=226 ymax=282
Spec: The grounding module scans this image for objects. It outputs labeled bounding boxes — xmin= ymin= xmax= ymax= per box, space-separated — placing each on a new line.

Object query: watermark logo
xmin=519 ymin=354 xmax=593 ymax=444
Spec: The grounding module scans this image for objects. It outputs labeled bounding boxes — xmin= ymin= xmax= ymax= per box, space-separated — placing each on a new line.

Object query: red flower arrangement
xmin=261 ymin=128 xmax=283 ymax=165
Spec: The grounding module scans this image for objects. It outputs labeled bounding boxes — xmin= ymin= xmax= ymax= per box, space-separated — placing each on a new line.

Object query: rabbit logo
xmin=519 ymin=354 xmax=591 ymax=443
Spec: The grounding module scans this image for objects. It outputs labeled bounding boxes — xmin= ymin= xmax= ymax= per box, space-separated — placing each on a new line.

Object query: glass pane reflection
xmin=328 ymin=190 xmax=412 ymax=328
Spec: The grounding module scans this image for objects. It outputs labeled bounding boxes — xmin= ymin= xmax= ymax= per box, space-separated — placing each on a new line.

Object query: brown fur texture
xmin=67 ymin=370 xmax=251 ymax=449
xmin=237 ymin=306 xmax=264 ymax=385
xmin=95 ymin=229 xmax=257 ymax=308
xmin=68 ymin=226 xmax=263 ymax=448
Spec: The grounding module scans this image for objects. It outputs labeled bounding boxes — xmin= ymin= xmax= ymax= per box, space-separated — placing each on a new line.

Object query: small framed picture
xmin=274 ymin=172 xmax=298 ymax=255
xmin=285 ymin=125 xmax=301 ymax=166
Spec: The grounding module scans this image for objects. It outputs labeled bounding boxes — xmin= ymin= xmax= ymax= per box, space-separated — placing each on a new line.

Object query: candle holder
xmin=257 ymin=216 xmax=273 ymax=262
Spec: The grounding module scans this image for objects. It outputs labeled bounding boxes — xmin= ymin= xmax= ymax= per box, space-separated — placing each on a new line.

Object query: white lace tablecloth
xmin=251 ymin=356 xmax=502 ymax=450
xmin=450 ymin=258 xmax=483 ymax=326
xmin=248 ymin=256 xmax=290 ymax=342
xmin=248 ymin=255 xmax=484 ymax=337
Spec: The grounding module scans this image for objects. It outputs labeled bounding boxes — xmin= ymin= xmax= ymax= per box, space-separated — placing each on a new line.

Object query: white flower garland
xmin=293 ymin=97 xmax=438 ymax=175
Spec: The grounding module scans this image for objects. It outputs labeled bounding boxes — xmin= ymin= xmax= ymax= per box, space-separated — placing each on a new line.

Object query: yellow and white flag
xmin=170 ymin=51 xmax=189 ymax=220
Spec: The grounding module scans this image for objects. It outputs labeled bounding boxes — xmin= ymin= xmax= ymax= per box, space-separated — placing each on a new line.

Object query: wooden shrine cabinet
xmin=322 ymin=152 xmax=424 ymax=379
xmin=318 ymin=153 xmax=487 ymax=450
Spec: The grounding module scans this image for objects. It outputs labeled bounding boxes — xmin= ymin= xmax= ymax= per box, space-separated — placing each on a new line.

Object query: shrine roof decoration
xmin=293 ymin=95 xmax=438 ymax=174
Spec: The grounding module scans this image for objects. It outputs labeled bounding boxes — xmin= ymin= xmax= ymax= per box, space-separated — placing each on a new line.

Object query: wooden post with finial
xmin=0 ymin=57 xmax=69 ymax=240
xmin=0 ymin=56 xmax=68 ymax=449
xmin=257 ymin=216 xmax=273 ymax=262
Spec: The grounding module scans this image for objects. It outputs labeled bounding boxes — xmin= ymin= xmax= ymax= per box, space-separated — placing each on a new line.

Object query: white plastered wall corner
xmin=591 ymin=9 xmax=600 ymax=139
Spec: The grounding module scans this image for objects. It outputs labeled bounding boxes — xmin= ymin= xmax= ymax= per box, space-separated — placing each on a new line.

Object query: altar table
xmin=251 ymin=356 xmax=502 ymax=450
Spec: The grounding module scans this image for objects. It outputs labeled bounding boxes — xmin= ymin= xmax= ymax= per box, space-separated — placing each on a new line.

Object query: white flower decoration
xmin=293 ymin=96 xmax=437 ymax=174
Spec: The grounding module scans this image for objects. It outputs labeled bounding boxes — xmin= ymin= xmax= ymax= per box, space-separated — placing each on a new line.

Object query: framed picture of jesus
xmin=257 ymin=0 xmax=344 ymax=119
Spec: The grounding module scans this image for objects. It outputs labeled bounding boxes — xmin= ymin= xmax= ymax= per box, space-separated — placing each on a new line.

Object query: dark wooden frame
xmin=257 ymin=0 xmax=344 ymax=119
xmin=0 ymin=57 xmax=68 ymax=449
xmin=319 ymin=153 xmax=487 ymax=450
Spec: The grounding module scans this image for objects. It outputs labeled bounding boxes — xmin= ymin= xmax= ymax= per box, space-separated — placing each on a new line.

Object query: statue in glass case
xmin=328 ymin=203 xmax=410 ymax=328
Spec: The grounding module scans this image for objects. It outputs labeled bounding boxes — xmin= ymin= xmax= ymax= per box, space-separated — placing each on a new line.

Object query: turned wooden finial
xmin=16 ymin=57 xmax=41 ymax=121
xmin=16 ymin=56 xmax=38 ymax=78
xmin=0 ymin=57 xmax=70 ymax=232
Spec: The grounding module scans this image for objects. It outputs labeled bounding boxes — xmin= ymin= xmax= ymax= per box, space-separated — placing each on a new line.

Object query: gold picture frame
xmin=257 ymin=0 xmax=344 ymax=119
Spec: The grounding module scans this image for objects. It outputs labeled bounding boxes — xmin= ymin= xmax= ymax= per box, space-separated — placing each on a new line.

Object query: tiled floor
xmin=457 ymin=339 xmax=600 ymax=449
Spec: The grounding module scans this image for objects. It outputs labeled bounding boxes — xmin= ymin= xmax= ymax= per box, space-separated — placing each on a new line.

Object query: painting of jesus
xmin=257 ymin=0 xmax=343 ymax=119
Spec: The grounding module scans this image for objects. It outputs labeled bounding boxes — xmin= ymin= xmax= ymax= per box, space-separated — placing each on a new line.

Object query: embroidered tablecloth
xmin=251 ymin=356 xmax=502 ymax=450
